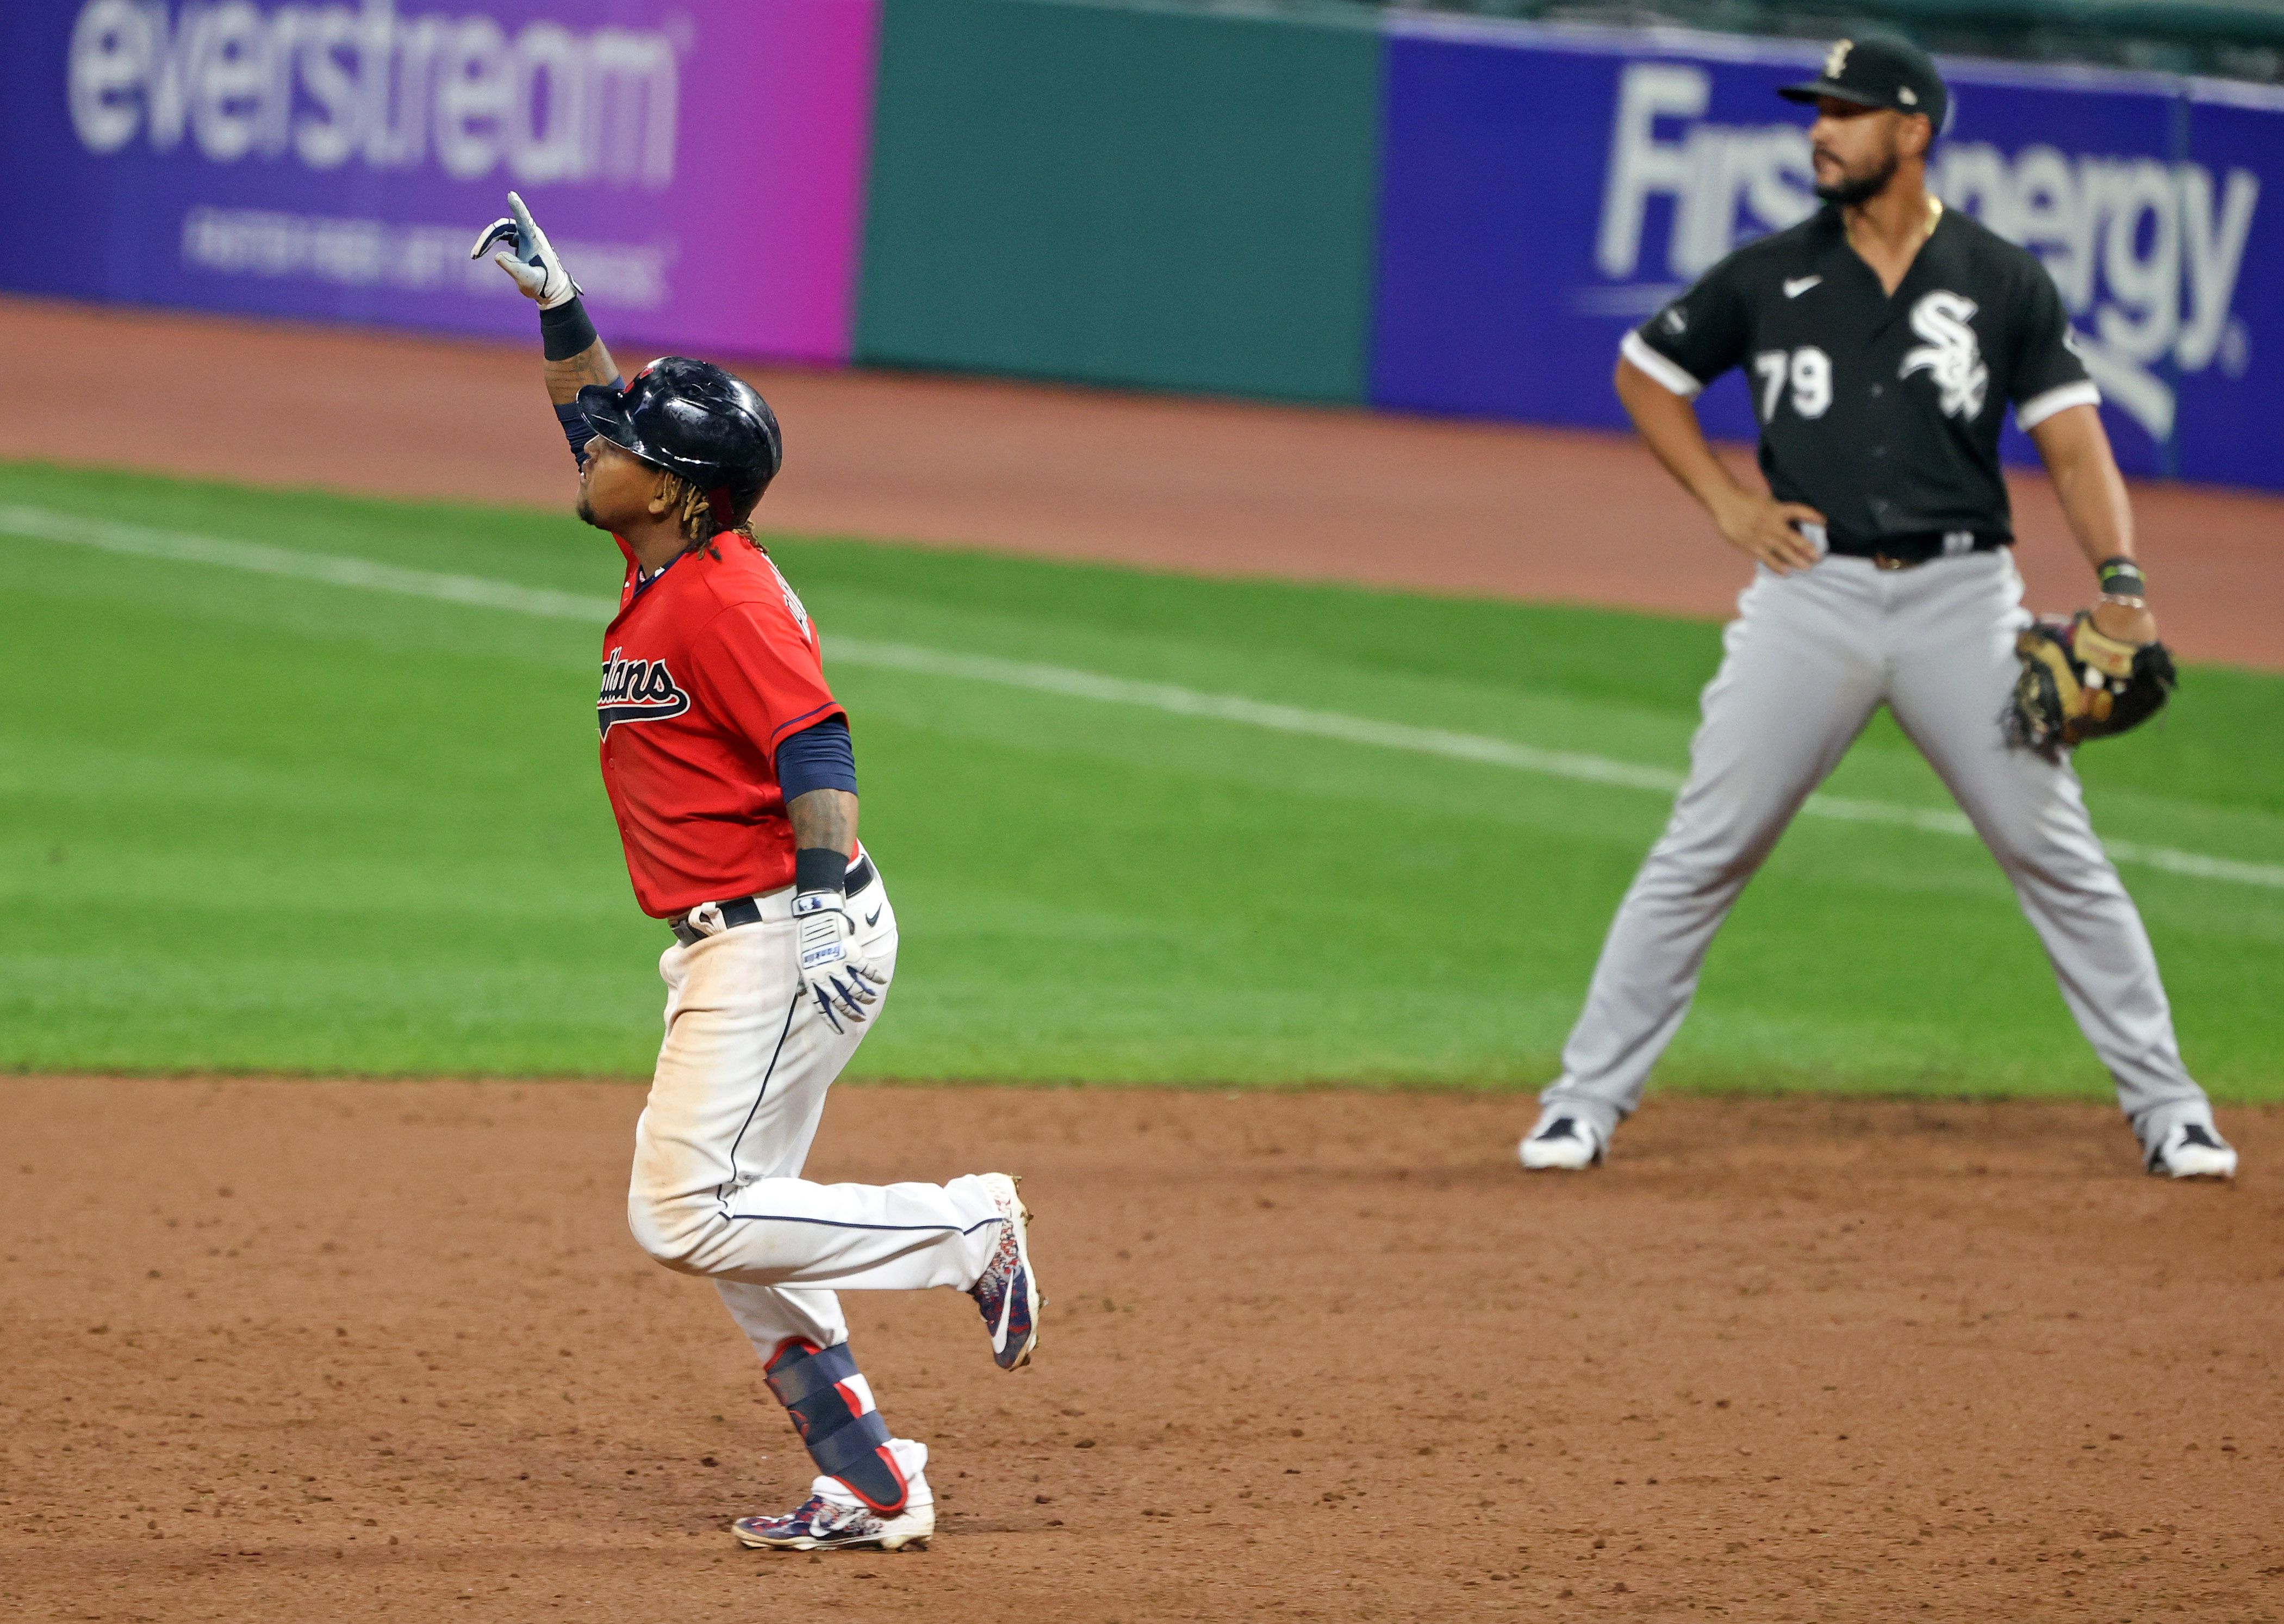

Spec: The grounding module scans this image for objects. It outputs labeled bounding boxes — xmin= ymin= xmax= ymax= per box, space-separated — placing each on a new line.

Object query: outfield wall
xmin=1 ymin=1 xmax=2279 ymax=488
xmin=857 ymin=0 xmax=1381 ymax=404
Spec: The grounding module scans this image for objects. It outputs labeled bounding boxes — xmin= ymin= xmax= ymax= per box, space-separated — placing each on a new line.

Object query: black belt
xmin=1827 ymin=530 xmax=2008 ymax=570
xmin=669 ymin=854 xmax=876 ymax=948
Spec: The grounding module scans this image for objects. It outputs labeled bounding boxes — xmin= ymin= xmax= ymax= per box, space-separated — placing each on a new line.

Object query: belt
xmin=668 ymin=854 xmax=877 ymax=948
xmin=1827 ymin=529 xmax=2007 ymax=570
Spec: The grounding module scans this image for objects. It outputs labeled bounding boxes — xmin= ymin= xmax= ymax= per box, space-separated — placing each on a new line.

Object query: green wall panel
xmin=857 ymin=0 xmax=1382 ymax=403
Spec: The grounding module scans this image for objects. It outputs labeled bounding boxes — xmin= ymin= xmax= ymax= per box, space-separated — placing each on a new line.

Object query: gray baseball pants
xmin=1540 ymin=548 xmax=2217 ymax=1146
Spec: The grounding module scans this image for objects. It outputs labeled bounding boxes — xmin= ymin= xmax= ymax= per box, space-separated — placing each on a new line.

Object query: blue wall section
xmin=1373 ymin=30 xmax=1809 ymax=449
xmin=2176 ymin=87 xmax=2284 ymax=488
xmin=1942 ymin=63 xmax=2182 ymax=480
xmin=1371 ymin=18 xmax=2284 ymax=490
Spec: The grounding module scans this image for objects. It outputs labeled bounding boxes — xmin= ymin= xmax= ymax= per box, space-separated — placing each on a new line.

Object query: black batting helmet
xmin=577 ymin=357 xmax=783 ymax=529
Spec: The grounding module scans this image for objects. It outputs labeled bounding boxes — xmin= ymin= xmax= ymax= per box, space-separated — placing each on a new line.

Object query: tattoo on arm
xmin=787 ymin=788 xmax=858 ymax=860
xmin=544 ymin=337 xmax=620 ymax=407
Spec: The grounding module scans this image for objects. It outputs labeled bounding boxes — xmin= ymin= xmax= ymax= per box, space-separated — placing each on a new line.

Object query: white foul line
xmin=7 ymin=502 xmax=2281 ymax=893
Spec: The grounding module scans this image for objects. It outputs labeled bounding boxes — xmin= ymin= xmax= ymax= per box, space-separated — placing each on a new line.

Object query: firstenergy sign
xmin=66 ymin=0 xmax=681 ymax=188
xmin=1596 ymin=62 xmax=2260 ymax=439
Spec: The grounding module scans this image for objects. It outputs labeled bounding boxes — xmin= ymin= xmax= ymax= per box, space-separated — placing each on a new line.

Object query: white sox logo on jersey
xmin=598 ymin=646 xmax=691 ymax=735
xmin=1900 ymin=291 xmax=1989 ymax=420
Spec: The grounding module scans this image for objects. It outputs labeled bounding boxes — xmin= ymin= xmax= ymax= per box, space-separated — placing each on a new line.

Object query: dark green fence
xmin=856 ymin=0 xmax=1384 ymax=403
xmin=1243 ymin=0 xmax=2284 ymax=83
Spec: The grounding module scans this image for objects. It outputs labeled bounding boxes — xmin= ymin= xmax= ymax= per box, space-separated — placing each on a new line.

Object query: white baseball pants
xmin=625 ymin=868 xmax=1006 ymax=1365
xmin=1542 ymin=549 xmax=2218 ymax=1144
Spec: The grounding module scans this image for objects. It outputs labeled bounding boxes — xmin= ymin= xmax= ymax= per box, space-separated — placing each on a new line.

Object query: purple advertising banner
xmin=1373 ymin=17 xmax=2284 ymax=491
xmin=0 ymin=0 xmax=881 ymax=362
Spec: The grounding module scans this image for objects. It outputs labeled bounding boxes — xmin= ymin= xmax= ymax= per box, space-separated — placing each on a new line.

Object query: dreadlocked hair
xmin=666 ymin=474 xmax=760 ymax=560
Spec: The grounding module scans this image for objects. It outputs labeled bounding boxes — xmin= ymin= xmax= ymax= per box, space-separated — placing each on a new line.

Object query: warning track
xmin=4 ymin=294 xmax=2279 ymax=669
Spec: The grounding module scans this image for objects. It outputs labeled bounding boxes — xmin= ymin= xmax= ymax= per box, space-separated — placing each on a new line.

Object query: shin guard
xmin=763 ymin=1339 xmax=909 ymax=1513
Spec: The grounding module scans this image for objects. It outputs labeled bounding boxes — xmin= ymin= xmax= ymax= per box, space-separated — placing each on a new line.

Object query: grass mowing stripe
xmin=826 ymin=647 xmax=2284 ymax=891
xmin=10 ymin=500 xmax=2281 ymax=894
xmin=827 ymin=637 xmax=1687 ymax=792
xmin=0 ymin=503 xmax=614 ymax=621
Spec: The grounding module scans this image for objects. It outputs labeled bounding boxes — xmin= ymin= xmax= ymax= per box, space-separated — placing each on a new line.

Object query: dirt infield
xmin=4 ymin=295 xmax=2280 ymax=669
xmin=3 ymin=1078 xmax=2276 ymax=1623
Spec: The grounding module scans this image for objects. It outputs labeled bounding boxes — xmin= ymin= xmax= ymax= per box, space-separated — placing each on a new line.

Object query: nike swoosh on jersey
xmin=865 ymin=905 xmax=883 ymax=927
xmin=1783 ymin=276 xmax=1824 ymax=298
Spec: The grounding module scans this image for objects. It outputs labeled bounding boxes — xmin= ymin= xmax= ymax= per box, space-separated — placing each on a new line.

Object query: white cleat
xmin=2145 ymin=1121 xmax=2238 ymax=1180
xmin=733 ymin=1473 xmax=936 ymax=1552
xmin=1518 ymin=1111 xmax=1607 ymax=1172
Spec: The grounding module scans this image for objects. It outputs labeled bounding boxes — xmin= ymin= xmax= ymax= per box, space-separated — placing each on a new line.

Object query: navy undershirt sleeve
xmin=553 ymin=376 xmax=624 ymax=466
xmin=776 ymin=715 xmax=857 ymax=802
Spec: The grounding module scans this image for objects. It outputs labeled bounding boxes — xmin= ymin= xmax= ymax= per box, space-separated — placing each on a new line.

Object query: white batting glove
xmin=793 ymin=891 xmax=887 ymax=1034
xmin=469 ymin=191 xmax=580 ymax=309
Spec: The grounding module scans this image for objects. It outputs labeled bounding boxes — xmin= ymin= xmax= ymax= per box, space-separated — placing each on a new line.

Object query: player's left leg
xmin=1883 ymin=551 xmax=2234 ymax=1178
xmin=714 ymin=1281 xmax=937 ymax=1551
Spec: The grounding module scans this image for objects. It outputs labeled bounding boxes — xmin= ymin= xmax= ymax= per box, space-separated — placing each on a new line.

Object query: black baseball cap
xmin=1780 ymin=35 xmax=1950 ymax=134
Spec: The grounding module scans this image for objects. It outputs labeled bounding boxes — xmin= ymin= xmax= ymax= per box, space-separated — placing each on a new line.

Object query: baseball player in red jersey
xmin=474 ymin=195 xmax=1043 ymax=1553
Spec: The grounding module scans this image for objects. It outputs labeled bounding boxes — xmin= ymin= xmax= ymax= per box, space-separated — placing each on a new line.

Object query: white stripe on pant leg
xmin=642 ymin=1174 xmax=1004 ymax=1290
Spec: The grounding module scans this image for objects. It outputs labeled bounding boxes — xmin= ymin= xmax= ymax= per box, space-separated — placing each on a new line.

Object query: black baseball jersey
xmin=1624 ymin=203 xmax=2098 ymax=547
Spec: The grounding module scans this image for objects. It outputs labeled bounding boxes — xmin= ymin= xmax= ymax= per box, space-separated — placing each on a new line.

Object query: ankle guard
xmin=763 ymin=1339 xmax=909 ymax=1513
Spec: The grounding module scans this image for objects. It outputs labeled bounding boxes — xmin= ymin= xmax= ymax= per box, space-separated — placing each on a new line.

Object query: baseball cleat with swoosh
xmin=733 ymin=1476 xmax=935 ymax=1552
xmin=968 ymin=1173 xmax=1043 ymax=1370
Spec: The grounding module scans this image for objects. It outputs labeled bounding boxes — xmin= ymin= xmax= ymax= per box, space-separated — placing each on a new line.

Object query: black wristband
xmin=539 ymin=295 xmax=598 ymax=362
xmin=794 ymin=847 xmax=848 ymax=895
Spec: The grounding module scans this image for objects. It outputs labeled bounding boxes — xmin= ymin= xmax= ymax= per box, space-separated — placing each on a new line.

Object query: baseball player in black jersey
xmin=1519 ymin=36 xmax=2237 ymax=1180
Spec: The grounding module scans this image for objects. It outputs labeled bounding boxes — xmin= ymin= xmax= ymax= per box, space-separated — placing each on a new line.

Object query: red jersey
xmin=595 ymin=536 xmax=843 ymax=917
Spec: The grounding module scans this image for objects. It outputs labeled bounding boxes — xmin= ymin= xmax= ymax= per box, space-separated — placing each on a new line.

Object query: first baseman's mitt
xmin=2003 ymin=611 xmax=2176 ymax=752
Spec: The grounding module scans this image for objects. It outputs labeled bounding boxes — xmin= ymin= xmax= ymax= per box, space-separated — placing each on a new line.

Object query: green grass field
xmin=4 ymin=458 xmax=2280 ymax=1098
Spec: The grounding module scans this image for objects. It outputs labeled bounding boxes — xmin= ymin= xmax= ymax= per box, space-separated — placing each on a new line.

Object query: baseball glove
xmin=2003 ymin=611 xmax=2176 ymax=752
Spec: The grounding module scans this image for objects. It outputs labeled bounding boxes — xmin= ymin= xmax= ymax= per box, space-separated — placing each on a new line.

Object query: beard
xmin=574 ymin=489 xmax=604 ymax=530
xmin=1815 ymin=147 xmax=1901 ymax=207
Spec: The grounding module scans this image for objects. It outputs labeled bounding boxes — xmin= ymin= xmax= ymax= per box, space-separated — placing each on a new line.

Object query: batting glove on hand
xmin=469 ymin=191 xmax=580 ymax=309
xmin=793 ymin=891 xmax=887 ymax=1034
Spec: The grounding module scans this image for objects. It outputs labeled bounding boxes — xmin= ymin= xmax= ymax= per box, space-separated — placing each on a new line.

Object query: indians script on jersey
xmin=598 ymin=646 xmax=692 ymax=735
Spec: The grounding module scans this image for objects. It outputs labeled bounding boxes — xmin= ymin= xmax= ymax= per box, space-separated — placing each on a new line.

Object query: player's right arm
xmin=1615 ymin=262 xmax=1824 ymax=575
xmin=471 ymin=192 xmax=621 ymax=459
